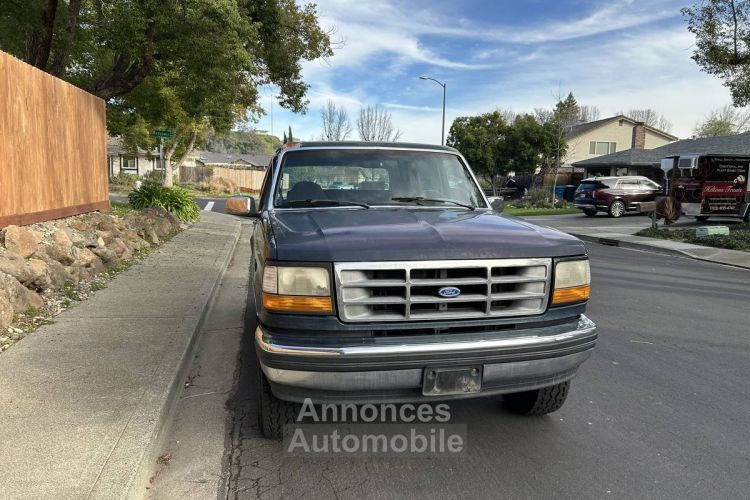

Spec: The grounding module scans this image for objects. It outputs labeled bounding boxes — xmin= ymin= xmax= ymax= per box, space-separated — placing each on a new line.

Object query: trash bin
xmin=554 ymin=186 xmax=566 ymax=199
xmin=564 ymin=185 xmax=576 ymax=202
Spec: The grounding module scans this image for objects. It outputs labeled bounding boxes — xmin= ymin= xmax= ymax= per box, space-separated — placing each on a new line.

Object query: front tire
xmin=582 ymin=208 xmax=597 ymax=217
xmin=257 ymin=362 xmax=299 ymax=439
xmin=503 ymin=381 xmax=570 ymax=416
xmin=608 ymin=200 xmax=625 ymax=218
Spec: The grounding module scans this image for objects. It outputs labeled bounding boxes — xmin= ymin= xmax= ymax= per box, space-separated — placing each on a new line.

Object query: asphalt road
xmin=109 ymin=193 xmax=229 ymax=213
xmin=522 ymin=211 xmax=744 ymax=232
xmin=224 ymin=242 xmax=750 ymax=500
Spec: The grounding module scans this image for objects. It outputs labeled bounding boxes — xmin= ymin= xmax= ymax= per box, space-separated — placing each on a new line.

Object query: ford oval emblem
xmin=438 ymin=286 xmax=461 ymax=298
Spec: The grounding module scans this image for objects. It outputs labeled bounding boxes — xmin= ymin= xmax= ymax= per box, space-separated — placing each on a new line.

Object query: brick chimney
xmin=632 ymin=123 xmax=646 ymax=150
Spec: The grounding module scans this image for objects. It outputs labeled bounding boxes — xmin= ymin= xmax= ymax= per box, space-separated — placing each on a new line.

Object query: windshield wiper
xmin=391 ymin=196 xmax=475 ymax=210
xmin=280 ymin=199 xmax=370 ymax=209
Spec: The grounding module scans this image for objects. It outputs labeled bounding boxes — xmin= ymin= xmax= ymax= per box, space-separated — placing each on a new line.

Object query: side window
xmin=618 ymin=179 xmax=639 ymax=190
xmin=258 ymin=154 xmax=278 ymax=209
xmin=639 ymin=179 xmax=660 ymax=190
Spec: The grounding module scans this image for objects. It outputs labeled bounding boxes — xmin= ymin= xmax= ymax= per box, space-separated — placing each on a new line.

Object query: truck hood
xmin=268 ymin=208 xmax=585 ymax=262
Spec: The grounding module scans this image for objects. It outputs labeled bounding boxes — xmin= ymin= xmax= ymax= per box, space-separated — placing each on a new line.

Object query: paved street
xmin=110 ymin=194 xmax=229 ymax=213
xmin=521 ymin=212 xmax=744 ymax=234
xmin=212 ymin=240 xmax=750 ymax=500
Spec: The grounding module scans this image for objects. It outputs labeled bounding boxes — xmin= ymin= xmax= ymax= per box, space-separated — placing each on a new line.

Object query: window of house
xmin=121 ymin=156 xmax=137 ymax=170
xmin=589 ymin=141 xmax=617 ymax=155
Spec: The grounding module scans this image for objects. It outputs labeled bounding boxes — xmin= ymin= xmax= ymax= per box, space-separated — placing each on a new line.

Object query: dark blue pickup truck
xmin=234 ymin=142 xmax=596 ymax=438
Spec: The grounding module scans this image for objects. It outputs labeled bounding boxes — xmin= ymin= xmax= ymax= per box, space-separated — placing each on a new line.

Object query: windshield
xmin=273 ymin=149 xmax=487 ymax=209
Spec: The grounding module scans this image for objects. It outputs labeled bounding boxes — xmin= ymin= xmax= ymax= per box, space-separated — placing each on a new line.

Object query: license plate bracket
xmin=422 ymin=366 xmax=482 ymax=396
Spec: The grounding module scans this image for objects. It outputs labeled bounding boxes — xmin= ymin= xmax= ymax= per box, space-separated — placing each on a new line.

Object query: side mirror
xmin=225 ymin=195 xmax=258 ymax=217
xmin=488 ymin=196 xmax=504 ymax=213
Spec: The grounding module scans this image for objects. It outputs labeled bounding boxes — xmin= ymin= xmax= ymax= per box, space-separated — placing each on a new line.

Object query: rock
xmin=0 ymin=253 xmax=50 ymax=290
xmin=108 ymin=239 xmax=132 ymax=260
xmin=144 ymin=228 xmax=160 ymax=245
xmin=26 ymin=259 xmax=51 ymax=290
xmin=45 ymin=229 xmax=77 ymax=265
xmin=0 ymin=296 xmax=12 ymax=331
xmin=92 ymin=247 xmax=120 ymax=267
xmin=0 ymin=271 xmax=43 ymax=311
xmin=74 ymin=247 xmax=99 ymax=267
xmin=36 ymin=254 xmax=69 ymax=288
xmin=3 ymin=226 xmax=43 ymax=257
xmin=96 ymin=230 xmax=115 ymax=245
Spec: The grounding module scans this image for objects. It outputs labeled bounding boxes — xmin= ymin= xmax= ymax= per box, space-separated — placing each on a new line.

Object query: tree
xmin=447 ymin=112 xmax=508 ymax=194
xmin=357 ymin=105 xmax=402 ymax=142
xmin=0 ymin=0 xmax=334 ymax=185
xmin=578 ymin=105 xmax=601 ymax=122
xmin=620 ymin=109 xmax=673 ymax=132
xmin=283 ymin=131 xmax=288 ymax=144
xmin=320 ymin=100 xmax=353 ymax=141
xmin=682 ymin=1 xmax=750 ymax=106
xmin=694 ymin=105 xmax=750 ymax=136
xmin=288 ymin=125 xmax=294 ymax=143
xmin=554 ymin=93 xmax=580 ymax=129
xmin=504 ymin=114 xmax=558 ymax=175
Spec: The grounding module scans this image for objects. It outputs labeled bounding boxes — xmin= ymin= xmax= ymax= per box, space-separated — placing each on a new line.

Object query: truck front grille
xmin=334 ymin=259 xmax=552 ymax=322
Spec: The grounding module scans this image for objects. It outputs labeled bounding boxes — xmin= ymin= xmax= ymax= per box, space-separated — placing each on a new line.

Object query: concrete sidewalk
xmin=0 ymin=211 xmax=243 ymax=500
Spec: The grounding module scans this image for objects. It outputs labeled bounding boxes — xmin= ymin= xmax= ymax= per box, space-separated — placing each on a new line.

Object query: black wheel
xmin=503 ymin=381 xmax=570 ymax=416
xmin=695 ymin=216 xmax=710 ymax=222
xmin=582 ymin=208 xmax=597 ymax=217
xmin=608 ymin=200 xmax=625 ymax=218
xmin=257 ymin=362 xmax=299 ymax=439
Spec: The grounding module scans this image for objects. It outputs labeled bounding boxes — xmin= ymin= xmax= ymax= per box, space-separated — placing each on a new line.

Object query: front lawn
xmin=636 ymin=224 xmax=750 ymax=251
xmin=504 ymin=207 xmax=581 ymax=216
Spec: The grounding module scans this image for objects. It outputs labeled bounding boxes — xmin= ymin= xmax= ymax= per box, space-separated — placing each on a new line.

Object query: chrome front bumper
xmin=256 ymin=315 xmax=597 ymax=403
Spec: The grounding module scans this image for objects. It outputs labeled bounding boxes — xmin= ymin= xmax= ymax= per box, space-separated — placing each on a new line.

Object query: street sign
xmin=152 ymin=129 xmax=173 ymax=138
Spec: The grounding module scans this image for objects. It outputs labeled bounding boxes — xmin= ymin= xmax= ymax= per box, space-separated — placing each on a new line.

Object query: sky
xmin=251 ymin=0 xmax=734 ymax=143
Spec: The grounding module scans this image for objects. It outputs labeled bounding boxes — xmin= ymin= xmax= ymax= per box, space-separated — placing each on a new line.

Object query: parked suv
xmin=574 ymin=176 xmax=662 ymax=217
xmin=238 ymin=142 xmax=597 ymax=438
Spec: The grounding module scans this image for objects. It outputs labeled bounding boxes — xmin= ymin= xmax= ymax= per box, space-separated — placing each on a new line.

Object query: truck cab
xmin=243 ymin=142 xmax=597 ymax=439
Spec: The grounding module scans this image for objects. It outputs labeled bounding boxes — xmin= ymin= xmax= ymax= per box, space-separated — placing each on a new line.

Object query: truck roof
xmin=286 ymin=141 xmax=459 ymax=153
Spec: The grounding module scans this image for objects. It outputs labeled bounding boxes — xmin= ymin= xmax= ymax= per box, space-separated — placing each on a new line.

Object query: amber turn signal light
xmin=262 ymin=292 xmax=333 ymax=314
xmin=552 ymin=284 xmax=590 ymax=305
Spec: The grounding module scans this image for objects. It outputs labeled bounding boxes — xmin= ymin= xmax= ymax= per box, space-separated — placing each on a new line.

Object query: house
xmin=565 ymin=115 xmax=678 ymax=166
xmin=573 ymin=132 xmax=750 ymax=180
xmin=107 ymin=136 xmax=162 ymax=177
xmin=193 ymin=151 xmax=272 ymax=169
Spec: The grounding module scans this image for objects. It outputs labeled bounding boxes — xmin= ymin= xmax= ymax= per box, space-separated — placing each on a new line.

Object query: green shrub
xmin=128 ymin=181 xmax=200 ymax=221
xmin=143 ymin=170 xmax=165 ymax=182
xmin=110 ymin=173 xmax=138 ymax=189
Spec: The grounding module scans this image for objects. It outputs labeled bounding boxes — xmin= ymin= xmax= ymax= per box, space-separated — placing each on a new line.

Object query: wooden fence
xmin=180 ymin=165 xmax=266 ymax=193
xmin=0 ymin=50 xmax=108 ymax=228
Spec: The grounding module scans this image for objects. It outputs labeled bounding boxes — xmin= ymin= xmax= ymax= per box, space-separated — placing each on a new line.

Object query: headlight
xmin=262 ymin=265 xmax=333 ymax=313
xmin=552 ymin=259 xmax=590 ymax=305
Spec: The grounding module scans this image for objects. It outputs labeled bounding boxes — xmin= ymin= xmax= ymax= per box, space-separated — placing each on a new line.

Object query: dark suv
xmin=237 ymin=142 xmax=597 ymax=438
xmin=574 ymin=176 xmax=662 ymax=217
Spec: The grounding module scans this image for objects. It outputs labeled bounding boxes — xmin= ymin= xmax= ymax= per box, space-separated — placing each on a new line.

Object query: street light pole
xmin=419 ymin=76 xmax=446 ymax=146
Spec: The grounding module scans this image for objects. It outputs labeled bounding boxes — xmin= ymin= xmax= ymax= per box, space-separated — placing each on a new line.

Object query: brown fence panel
xmin=212 ymin=166 xmax=266 ymax=193
xmin=0 ymin=51 xmax=108 ymax=228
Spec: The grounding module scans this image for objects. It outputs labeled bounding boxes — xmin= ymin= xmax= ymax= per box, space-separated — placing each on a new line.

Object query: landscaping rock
xmin=92 ymin=247 xmax=120 ymax=267
xmin=0 ymin=271 xmax=43 ymax=311
xmin=0 ymin=296 xmax=12 ymax=331
xmin=45 ymin=230 xmax=77 ymax=265
xmin=3 ymin=226 xmax=43 ymax=258
xmin=36 ymin=254 xmax=70 ymax=288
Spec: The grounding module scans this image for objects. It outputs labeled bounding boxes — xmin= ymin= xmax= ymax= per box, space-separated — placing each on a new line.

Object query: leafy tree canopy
xmin=683 ymin=0 xmax=750 ymax=106
xmin=0 ymin=0 xmax=333 ymax=183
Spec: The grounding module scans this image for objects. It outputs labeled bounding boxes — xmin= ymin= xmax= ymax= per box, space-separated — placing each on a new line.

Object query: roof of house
xmin=196 ymin=151 xmax=272 ymax=167
xmin=573 ymin=132 xmax=750 ymax=167
xmin=567 ymin=115 xmax=679 ymax=142
xmin=107 ymin=136 xmax=156 ymax=157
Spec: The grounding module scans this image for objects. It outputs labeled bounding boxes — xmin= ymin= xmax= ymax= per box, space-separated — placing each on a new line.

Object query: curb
xmin=572 ymin=232 xmax=750 ymax=270
xmin=126 ymin=221 xmax=242 ymax=499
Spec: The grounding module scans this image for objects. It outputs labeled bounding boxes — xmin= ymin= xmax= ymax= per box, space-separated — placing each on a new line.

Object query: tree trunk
xmin=173 ymin=129 xmax=198 ymax=184
xmin=48 ymin=0 xmax=82 ymax=76
xmin=163 ymin=140 xmax=179 ymax=188
xmin=24 ymin=0 xmax=59 ymax=70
